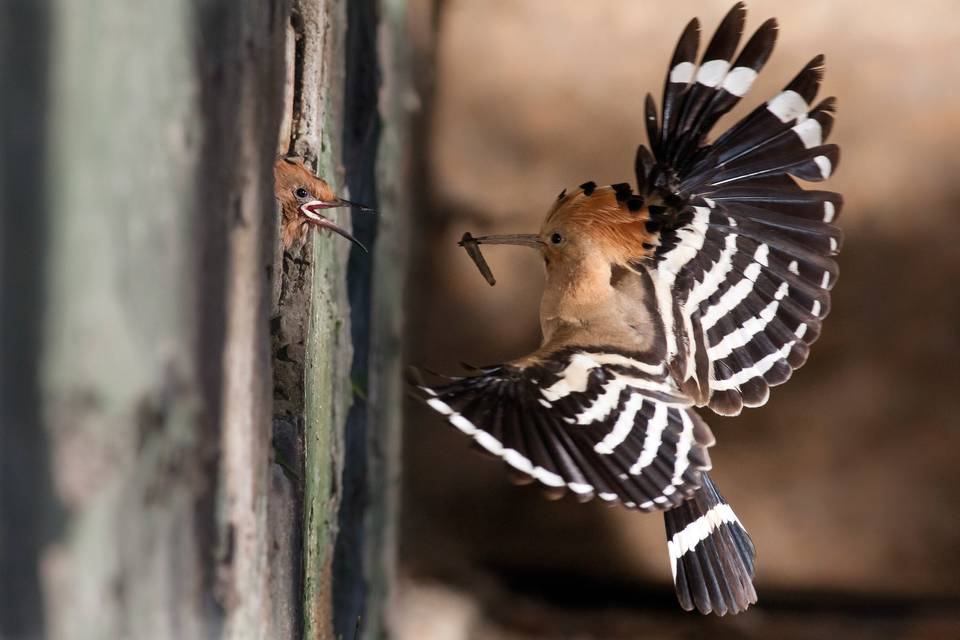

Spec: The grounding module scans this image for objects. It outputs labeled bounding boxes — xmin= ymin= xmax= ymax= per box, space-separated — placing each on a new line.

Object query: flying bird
xmin=273 ymin=157 xmax=373 ymax=251
xmin=417 ymin=2 xmax=842 ymax=616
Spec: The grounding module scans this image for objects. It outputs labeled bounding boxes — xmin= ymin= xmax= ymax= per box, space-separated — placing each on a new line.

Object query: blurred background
xmin=401 ymin=1 xmax=960 ymax=638
xmin=3 ymin=1 xmax=959 ymax=638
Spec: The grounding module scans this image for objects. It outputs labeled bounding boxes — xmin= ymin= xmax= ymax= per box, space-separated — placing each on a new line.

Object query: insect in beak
xmin=458 ymin=232 xmax=544 ymax=286
xmin=301 ymin=201 xmax=369 ymax=253
xmin=467 ymin=233 xmax=543 ymax=248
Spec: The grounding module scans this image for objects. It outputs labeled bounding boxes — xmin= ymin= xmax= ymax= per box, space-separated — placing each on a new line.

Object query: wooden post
xmin=281 ymin=1 xmax=408 ymax=637
xmin=0 ymin=1 xmax=405 ymax=638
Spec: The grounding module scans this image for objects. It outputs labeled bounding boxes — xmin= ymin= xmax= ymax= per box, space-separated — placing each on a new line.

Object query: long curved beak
xmin=303 ymin=198 xmax=376 ymax=213
xmin=464 ymin=233 xmax=543 ymax=248
xmin=458 ymin=232 xmax=543 ymax=287
xmin=313 ymin=217 xmax=368 ymax=253
xmin=301 ymin=202 xmax=368 ymax=252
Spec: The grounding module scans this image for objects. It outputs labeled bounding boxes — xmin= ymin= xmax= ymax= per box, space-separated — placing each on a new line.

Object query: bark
xmin=0 ymin=0 xmax=406 ymax=638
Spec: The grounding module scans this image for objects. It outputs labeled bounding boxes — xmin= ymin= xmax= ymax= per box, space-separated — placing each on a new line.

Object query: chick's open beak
xmin=301 ymin=201 xmax=368 ymax=253
xmin=303 ymin=198 xmax=376 ymax=213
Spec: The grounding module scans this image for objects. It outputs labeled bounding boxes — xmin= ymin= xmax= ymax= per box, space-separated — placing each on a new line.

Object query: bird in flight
xmin=273 ymin=156 xmax=373 ymax=251
xmin=417 ymin=2 xmax=842 ymax=616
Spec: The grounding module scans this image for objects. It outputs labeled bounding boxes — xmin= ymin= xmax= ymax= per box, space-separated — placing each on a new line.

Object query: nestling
xmin=273 ymin=157 xmax=373 ymax=251
xmin=418 ymin=2 xmax=843 ymax=616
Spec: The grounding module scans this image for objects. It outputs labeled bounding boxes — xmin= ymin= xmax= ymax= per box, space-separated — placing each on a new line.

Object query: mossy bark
xmin=284 ymin=1 xmax=407 ymax=638
xmin=0 ymin=1 xmax=404 ymax=638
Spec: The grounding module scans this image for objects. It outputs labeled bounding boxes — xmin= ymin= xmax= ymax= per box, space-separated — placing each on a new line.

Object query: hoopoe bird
xmin=417 ymin=2 xmax=842 ymax=616
xmin=273 ymin=156 xmax=372 ymax=251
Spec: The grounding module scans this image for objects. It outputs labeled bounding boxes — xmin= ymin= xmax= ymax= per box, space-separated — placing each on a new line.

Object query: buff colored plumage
xmin=418 ymin=2 xmax=843 ymax=616
xmin=273 ymin=157 xmax=372 ymax=251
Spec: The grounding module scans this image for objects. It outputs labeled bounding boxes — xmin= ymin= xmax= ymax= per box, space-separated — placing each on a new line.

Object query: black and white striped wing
xmin=417 ymin=350 xmax=715 ymax=510
xmin=639 ymin=3 xmax=842 ymax=415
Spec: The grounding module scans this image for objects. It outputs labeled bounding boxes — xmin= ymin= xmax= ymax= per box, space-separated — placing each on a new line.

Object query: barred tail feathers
xmin=664 ymin=471 xmax=757 ymax=615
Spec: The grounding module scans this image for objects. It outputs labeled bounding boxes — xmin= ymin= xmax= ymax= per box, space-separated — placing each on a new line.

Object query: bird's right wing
xmin=416 ymin=348 xmax=715 ymax=511
xmin=636 ymin=3 xmax=842 ymax=416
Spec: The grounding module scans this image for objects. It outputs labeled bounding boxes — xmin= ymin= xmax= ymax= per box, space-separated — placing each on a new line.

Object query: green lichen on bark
xmin=289 ymin=1 xmax=356 ymax=638
xmin=302 ymin=236 xmax=352 ymax=638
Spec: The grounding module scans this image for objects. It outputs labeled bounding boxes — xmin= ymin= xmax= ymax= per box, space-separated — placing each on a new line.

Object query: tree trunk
xmin=0 ymin=0 xmax=407 ymax=638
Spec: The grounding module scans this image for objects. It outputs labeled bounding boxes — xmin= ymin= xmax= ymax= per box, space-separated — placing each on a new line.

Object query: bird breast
xmin=539 ymin=254 xmax=658 ymax=355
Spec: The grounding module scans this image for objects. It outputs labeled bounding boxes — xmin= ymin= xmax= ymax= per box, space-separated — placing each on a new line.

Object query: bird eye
xmin=294 ymin=187 xmax=309 ymax=199
xmin=550 ymin=232 xmax=564 ymax=245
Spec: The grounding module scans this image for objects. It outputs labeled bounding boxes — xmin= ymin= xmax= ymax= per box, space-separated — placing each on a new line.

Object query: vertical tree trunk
xmin=279 ymin=2 xmax=353 ymax=637
xmin=0 ymin=0 xmax=406 ymax=638
xmin=282 ymin=1 xmax=408 ymax=637
xmin=4 ymin=1 xmax=289 ymax=638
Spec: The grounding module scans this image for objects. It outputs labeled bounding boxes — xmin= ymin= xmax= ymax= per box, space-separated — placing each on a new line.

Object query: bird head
xmin=465 ymin=182 xmax=657 ymax=276
xmin=273 ymin=157 xmax=373 ymax=251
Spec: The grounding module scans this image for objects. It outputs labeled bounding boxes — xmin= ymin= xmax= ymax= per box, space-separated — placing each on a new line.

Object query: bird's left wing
xmin=416 ymin=349 xmax=714 ymax=510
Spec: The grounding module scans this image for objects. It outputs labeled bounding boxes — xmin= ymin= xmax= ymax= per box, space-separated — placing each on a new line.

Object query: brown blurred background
xmin=400 ymin=1 xmax=960 ymax=637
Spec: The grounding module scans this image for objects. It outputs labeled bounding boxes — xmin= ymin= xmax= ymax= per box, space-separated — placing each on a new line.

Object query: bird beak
xmin=465 ymin=233 xmax=544 ymax=249
xmin=300 ymin=202 xmax=368 ymax=253
xmin=458 ymin=232 xmax=543 ymax=287
xmin=302 ymin=198 xmax=376 ymax=213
